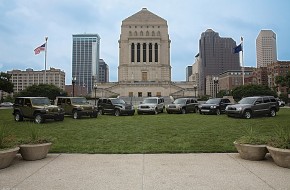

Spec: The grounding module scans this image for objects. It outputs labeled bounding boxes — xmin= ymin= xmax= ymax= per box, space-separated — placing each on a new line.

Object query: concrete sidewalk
xmin=1 ymin=153 xmax=290 ymax=190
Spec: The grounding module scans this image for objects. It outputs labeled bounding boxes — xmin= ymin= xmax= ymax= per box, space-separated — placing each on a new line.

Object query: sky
xmin=1 ymin=0 xmax=290 ymax=84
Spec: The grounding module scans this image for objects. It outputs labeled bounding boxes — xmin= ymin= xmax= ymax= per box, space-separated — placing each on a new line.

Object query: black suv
xmin=13 ymin=97 xmax=65 ymax=124
xmin=225 ymin=96 xmax=279 ymax=119
xmin=166 ymin=98 xmax=199 ymax=114
xmin=97 ymin=98 xmax=135 ymax=116
xmin=198 ymin=98 xmax=232 ymax=115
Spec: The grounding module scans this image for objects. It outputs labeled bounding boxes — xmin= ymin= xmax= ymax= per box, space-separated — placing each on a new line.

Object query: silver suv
xmin=225 ymin=96 xmax=279 ymax=119
xmin=137 ymin=97 xmax=164 ymax=115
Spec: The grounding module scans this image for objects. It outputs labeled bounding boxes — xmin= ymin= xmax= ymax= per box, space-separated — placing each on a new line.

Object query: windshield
xmin=143 ymin=98 xmax=157 ymax=104
xmin=205 ymin=99 xmax=220 ymax=104
xmin=173 ymin=98 xmax=186 ymax=104
xmin=31 ymin=98 xmax=51 ymax=106
xmin=111 ymin=99 xmax=126 ymax=104
xmin=71 ymin=98 xmax=88 ymax=105
xmin=238 ymin=97 xmax=256 ymax=104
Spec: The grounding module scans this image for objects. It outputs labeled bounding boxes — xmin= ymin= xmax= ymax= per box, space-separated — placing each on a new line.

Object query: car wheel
xmin=90 ymin=112 xmax=98 ymax=118
xmin=137 ymin=111 xmax=142 ymax=115
xmin=199 ymin=110 xmax=203 ymax=114
xmin=216 ymin=109 xmax=221 ymax=115
xmin=243 ymin=110 xmax=252 ymax=119
xmin=98 ymin=109 xmax=104 ymax=115
xmin=269 ymin=108 xmax=276 ymax=117
xmin=114 ymin=109 xmax=120 ymax=116
xmin=35 ymin=113 xmax=44 ymax=124
xmin=154 ymin=108 xmax=158 ymax=115
xmin=14 ymin=112 xmax=23 ymax=122
xmin=193 ymin=107 xmax=198 ymax=113
xmin=181 ymin=108 xmax=186 ymax=114
xmin=73 ymin=111 xmax=80 ymax=119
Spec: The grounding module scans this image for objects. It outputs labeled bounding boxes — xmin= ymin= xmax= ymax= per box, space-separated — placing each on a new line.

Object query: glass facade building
xmin=72 ymin=34 xmax=100 ymax=93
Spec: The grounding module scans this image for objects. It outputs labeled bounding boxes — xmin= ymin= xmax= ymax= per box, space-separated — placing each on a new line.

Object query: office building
xmin=256 ymin=30 xmax=277 ymax=68
xmin=72 ymin=34 xmax=100 ymax=93
xmin=99 ymin=59 xmax=109 ymax=82
xmin=198 ymin=29 xmax=240 ymax=95
xmin=7 ymin=68 xmax=65 ymax=93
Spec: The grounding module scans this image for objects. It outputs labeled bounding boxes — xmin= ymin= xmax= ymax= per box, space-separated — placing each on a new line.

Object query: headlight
xmin=236 ymin=107 xmax=242 ymax=111
xmin=210 ymin=105 xmax=216 ymax=109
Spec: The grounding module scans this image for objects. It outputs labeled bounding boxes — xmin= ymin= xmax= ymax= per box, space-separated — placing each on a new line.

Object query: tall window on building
xmin=137 ymin=43 xmax=140 ymax=62
xmin=154 ymin=43 xmax=158 ymax=62
xmin=143 ymin=43 xmax=146 ymax=62
xmin=149 ymin=43 xmax=152 ymax=62
xmin=131 ymin=43 xmax=135 ymax=62
xmin=142 ymin=71 xmax=148 ymax=81
xmin=138 ymin=92 xmax=142 ymax=97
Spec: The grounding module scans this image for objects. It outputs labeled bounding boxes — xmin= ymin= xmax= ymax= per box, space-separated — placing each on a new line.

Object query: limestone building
xmin=95 ymin=8 xmax=194 ymax=99
xmin=118 ymin=8 xmax=171 ymax=83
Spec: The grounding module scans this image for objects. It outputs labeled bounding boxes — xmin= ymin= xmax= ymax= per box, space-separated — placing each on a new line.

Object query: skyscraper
xmin=99 ymin=59 xmax=109 ymax=83
xmin=198 ymin=29 xmax=240 ymax=95
xmin=256 ymin=30 xmax=277 ymax=68
xmin=72 ymin=34 xmax=100 ymax=93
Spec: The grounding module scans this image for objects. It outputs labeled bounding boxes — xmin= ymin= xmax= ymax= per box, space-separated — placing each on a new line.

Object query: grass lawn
xmin=1 ymin=108 xmax=290 ymax=154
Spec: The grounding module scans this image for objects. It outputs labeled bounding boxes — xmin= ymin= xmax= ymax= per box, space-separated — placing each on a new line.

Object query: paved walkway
xmin=1 ymin=153 xmax=290 ymax=190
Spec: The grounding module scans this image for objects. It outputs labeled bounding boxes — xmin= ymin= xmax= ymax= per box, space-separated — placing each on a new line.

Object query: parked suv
xmin=137 ymin=97 xmax=164 ymax=115
xmin=225 ymin=96 xmax=279 ymax=119
xmin=198 ymin=98 xmax=232 ymax=115
xmin=55 ymin=97 xmax=98 ymax=119
xmin=166 ymin=98 xmax=199 ymax=114
xmin=13 ymin=97 xmax=65 ymax=124
xmin=97 ymin=98 xmax=135 ymax=116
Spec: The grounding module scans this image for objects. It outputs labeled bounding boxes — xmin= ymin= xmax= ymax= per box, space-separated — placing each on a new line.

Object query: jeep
xmin=198 ymin=98 xmax=232 ymax=115
xmin=166 ymin=98 xmax=199 ymax=114
xmin=13 ymin=97 xmax=65 ymax=124
xmin=225 ymin=96 xmax=279 ymax=119
xmin=97 ymin=98 xmax=135 ymax=116
xmin=137 ymin=97 xmax=164 ymax=115
xmin=55 ymin=97 xmax=98 ymax=119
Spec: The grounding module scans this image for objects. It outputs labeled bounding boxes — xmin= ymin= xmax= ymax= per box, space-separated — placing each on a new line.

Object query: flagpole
xmin=44 ymin=37 xmax=48 ymax=84
xmin=241 ymin=37 xmax=244 ymax=85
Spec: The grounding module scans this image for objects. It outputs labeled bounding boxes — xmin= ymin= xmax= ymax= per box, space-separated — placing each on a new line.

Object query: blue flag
xmin=233 ymin=44 xmax=242 ymax=53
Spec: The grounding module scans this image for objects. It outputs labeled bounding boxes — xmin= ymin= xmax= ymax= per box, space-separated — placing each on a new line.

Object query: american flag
xmin=34 ymin=43 xmax=46 ymax=55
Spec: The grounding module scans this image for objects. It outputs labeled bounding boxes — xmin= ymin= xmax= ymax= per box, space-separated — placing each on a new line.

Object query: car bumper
xmin=120 ymin=109 xmax=135 ymax=115
xmin=225 ymin=110 xmax=243 ymax=117
xmin=199 ymin=108 xmax=217 ymax=114
xmin=78 ymin=110 xmax=98 ymax=116
xmin=137 ymin=108 xmax=156 ymax=114
xmin=166 ymin=108 xmax=182 ymax=113
xmin=43 ymin=112 xmax=65 ymax=119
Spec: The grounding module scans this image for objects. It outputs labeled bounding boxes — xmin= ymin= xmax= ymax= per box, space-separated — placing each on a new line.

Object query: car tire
xmin=90 ymin=112 xmax=98 ymax=118
xmin=269 ymin=108 xmax=276 ymax=117
xmin=181 ymin=108 xmax=186 ymax=114
xmin=216 ymin=109 xmax=221 ymax=115
xmin=154 ymin=108 xmax=158 ymax=115
xmin=14 ymin=112 xmax=23 ymax=122
xmin=54 ymin=115 xmax=64 ymax=121
xmin=114 ymin=109 xmax=120 ymax=116
xmin=193 ymin=107 xmax=198 ymax=113
xmin=34 ymin=113 xmax=44 ymax=124
xmin=137 ymin=111 xmax=142 ymax=115
xmin=98 ymin=109 xmax=104 ymax=115
xmin=73 ymin=111 xmax=80 ymax=119
xmin=243 ymin=110 xmax=252 ymax=119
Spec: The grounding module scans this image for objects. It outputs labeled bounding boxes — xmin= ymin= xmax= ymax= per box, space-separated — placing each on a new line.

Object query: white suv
xmin=137 ymin=97 xmax=164 ymax=115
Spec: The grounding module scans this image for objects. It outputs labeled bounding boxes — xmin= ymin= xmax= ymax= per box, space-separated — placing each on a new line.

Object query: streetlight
xmin=72 ymin=77 xmax=76 ymax=97
xmin=94 ymin=84 xmax=98 ymax=106
xmin=213 ymin=77 xmax=219 ymax=98
xmin=193 ymin=84 xmax=197 ymax=98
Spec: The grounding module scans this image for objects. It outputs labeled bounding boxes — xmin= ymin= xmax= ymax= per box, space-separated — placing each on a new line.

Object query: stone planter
xmin=267 ymin=146 xmax=290 ymax=169
xmin=234 ymin=141 xmax=268 ymax=161
xmin=20 ymin=143 xmax=52 ymax=161
xmin=0 ymin=147 xmax=19 ymax=169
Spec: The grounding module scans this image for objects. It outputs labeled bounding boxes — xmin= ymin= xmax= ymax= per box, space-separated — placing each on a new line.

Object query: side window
xmin=256 ymin=98 xmax=262 ymax=104
xmin=270 ymin=98 xmax=276 ymax=102
xmin=103 ymin=99 xmax=107 ymax=104
xmin=24 ymin=99 xmax=31 ymax=106
xmin=186 ymin=99 xmax=190 ymax=104
xmin=98 ymin=99 xmax=103 ymax=104
xmin=67 ymin=99 xmax=71 ymax=104
xmin=57 ymin=99 xmax=62 ymax=105
xmin=263 ymin=97 xmax=270 ymax=103
xmin=107 ymin=100 xmax=112 ymax=104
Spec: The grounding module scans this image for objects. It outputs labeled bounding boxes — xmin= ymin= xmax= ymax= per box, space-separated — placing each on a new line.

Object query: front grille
xmin=141 ymin=106 xmax=149 ymax=109
xmin=168 ymin=105 xmax=176 ymax=108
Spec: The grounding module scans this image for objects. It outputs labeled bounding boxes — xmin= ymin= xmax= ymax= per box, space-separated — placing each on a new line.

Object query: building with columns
xmin=95 ymin=8 xmax=195 ymax=99
xmin=118 ymin=8 xmax=171 ymax=83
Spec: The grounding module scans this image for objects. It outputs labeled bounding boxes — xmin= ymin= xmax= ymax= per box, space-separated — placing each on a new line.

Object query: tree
xmin=0 ymin=72 xmax=14 ymax=93
xmin=275 ymin=72 xmax=290 ymax=94
xmin=16 ymin=84 xmax=67 ymax=100
xmin=231 ymin=84 xmax=277 ymax=101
